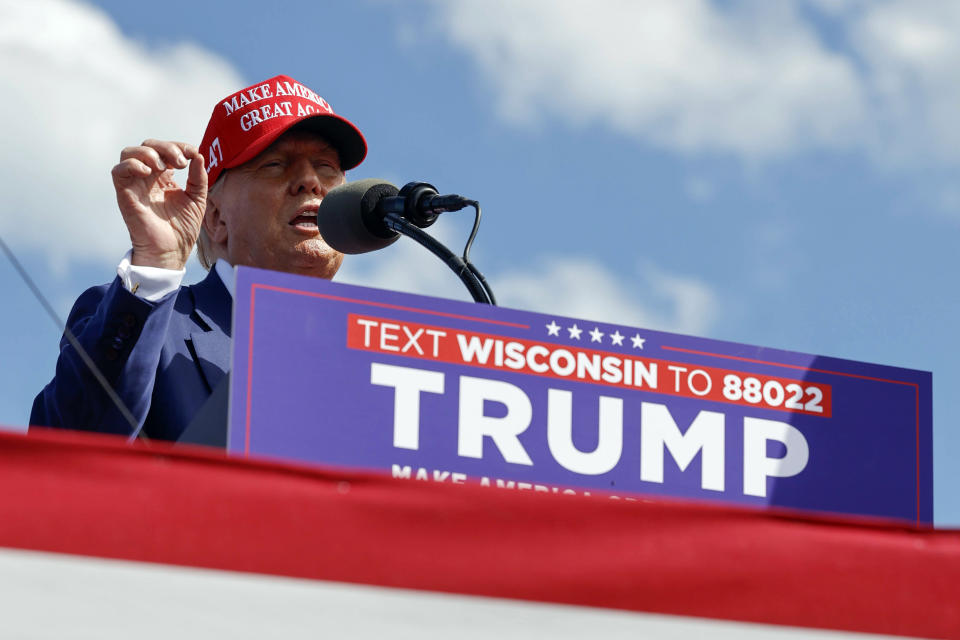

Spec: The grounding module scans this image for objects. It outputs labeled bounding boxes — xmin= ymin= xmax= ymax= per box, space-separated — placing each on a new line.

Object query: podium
xmin=225 ymin=266 xmax=933 ymax=524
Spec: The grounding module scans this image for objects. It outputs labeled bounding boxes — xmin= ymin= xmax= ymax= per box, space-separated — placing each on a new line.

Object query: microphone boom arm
xmin=382 ymin=212 xmax=494 ymax=305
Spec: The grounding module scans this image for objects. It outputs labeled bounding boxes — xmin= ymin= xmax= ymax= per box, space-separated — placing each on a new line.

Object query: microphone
xmin=317 ymin=178 xmax=473 ymax=254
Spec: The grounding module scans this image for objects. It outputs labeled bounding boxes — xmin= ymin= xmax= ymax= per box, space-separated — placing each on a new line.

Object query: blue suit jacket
xmin=30 ymin=268 xmax=232 ymax=441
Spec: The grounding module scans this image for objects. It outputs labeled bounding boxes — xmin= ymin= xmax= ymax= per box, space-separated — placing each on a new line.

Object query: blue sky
xmin=1 ymin=0 xmax=957 ymax=524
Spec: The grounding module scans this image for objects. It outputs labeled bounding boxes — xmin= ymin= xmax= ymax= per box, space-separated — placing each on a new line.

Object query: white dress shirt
xmin=117 ymin=250 xmax=234 ymax=300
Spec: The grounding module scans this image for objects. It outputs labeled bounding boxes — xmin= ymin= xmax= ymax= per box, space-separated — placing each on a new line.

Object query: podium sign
xmin=228 ymin=267 xmax=933 ymax=524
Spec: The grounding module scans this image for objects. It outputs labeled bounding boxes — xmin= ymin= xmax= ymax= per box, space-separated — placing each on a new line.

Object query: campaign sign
xmin=228 ymin=266 xmax=933 ymax=525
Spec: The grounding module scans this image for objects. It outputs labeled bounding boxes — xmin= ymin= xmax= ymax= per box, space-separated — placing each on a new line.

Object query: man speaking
xmin=30 ymin=75 xmax=366 ymax=441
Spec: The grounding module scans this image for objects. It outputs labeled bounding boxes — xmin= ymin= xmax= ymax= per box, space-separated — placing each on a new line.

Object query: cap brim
xmin=224 ymin=112 xmax=367 ymax=173
xmin=291 ymin=114 xmax=367 ymax=170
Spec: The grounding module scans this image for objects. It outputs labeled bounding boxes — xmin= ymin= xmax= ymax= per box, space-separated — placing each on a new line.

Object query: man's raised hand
xmin=112 ymin=140 xmax=208 ymax=271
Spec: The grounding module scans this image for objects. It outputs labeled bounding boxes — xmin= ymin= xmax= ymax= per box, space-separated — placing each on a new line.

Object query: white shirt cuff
xmin=117 ymin=250 xmax=185 ymax=302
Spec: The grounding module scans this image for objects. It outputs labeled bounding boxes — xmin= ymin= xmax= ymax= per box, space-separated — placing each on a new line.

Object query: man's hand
xmin=112 ymin=140 xmax=208 ymax=271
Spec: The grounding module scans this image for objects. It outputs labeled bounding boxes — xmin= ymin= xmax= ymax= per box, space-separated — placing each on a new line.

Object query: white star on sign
xmin=546 ymin=320 xmax=560 ymax=336
xmin=568 ymin=324 xmax=583 ymax=340
xmin=631 ymin=334 xmax=646 ymax=349
xmin=589 ymin=327 xmax=604 ymax=343
xmin=610 ymin=330 xmax=624 ymax=346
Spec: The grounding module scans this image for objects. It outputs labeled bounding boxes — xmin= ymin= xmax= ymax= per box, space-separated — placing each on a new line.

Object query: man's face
xmin=208 ymin=129 xmax=346 ymax=278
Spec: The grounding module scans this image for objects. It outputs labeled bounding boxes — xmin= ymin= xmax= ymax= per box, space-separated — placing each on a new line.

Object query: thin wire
xmin=458 ymin=202 xmax=497 ymax=305
xmin=461 ymin=200 xmax=481 ymax=263
xmin=0 ymin=234 xmax=146 ymax=441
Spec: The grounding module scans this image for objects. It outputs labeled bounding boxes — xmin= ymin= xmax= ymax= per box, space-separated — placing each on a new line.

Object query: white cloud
xmin=0 ymin=0 xmax=243 ymax=270
xmin=850 ymin=1 xmax=960 ymax=164
xmin=337 ymin=239 xmax=717 ymax=336
xmin=424 ymin=0 xmax=960 ymax=164
xmin=427 ymin=0 xmax=865 ymax=159
xmin=493 ymin=258 xmax=717 ymax=336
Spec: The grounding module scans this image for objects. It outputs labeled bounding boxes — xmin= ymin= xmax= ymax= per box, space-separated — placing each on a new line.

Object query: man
xmin=30 ymin=75 xmax=366 ymax=441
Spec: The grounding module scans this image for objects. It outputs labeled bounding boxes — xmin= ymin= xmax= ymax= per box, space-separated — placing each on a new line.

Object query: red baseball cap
xmin=199 ymin=74 xmax=367 ymax=185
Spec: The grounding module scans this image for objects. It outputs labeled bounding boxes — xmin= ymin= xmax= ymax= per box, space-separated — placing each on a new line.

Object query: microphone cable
xmin=0 ymin=234 xmax=146 ymax=442
xmin=460 ymin=201 xmax=496 ymax=305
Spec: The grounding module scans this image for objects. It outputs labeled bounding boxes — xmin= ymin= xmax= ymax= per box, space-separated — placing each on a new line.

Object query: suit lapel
xmin=188 ymin=268 xmax=233 ymax=392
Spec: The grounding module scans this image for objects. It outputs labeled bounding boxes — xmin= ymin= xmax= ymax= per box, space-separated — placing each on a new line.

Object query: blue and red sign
xmin=228 ymin=267 xmax=933 ymax=524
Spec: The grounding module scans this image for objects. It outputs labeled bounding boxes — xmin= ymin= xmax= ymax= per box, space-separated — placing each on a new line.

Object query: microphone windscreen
xmin=317 ymin=179 xmax=401 ymax=254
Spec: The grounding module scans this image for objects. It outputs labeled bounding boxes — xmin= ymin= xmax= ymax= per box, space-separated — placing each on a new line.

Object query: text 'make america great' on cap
xmin=199 ymin=74 xmax=367 ymax=185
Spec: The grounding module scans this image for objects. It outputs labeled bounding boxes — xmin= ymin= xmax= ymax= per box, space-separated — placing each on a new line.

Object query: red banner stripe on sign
xmin=346 ymin=314 xmax=833 ymax=417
